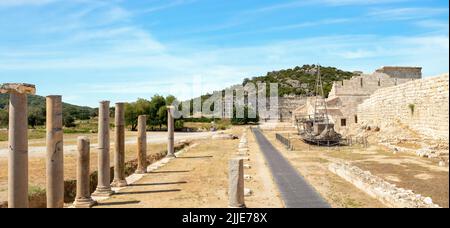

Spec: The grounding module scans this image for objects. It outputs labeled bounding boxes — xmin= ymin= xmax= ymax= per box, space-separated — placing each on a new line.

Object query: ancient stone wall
xmin=357 ymin=74 xmax=449 ymax=140
xmin=328 ymin=73 xmax=415 ymax=98
xmin=375 ymin=66 xmax=422 ymax=79
xmin=279 ymin=96 xmax=306 ymax=122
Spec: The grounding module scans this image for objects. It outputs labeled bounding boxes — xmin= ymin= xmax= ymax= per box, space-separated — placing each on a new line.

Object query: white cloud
xmin=137 ymin=0 xmax=197 ymax=14
xmin=321 ymin=0 xmax=405 ymax=6
xmin=415 ymin=20 xmax=449 ymax=31
xmin=0 ymin=0 xmax=57 ymax=7
xmin=0 ymin=0 xmax=448 ymax=106
xmin=368 ymin=7 xmax=449 ymax=21
xmin=248 ymin=0 xmax=405 ymax=13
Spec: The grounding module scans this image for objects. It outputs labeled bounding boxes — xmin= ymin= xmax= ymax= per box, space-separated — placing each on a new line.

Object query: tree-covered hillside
xmin=243 ymin=64 xmax=355 ymax=97
xmin=0 ymin=94 xmax=96 ymax=127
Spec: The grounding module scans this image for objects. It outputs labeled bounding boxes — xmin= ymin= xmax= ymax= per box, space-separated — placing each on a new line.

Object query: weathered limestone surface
xmin=73 ymin=137 xmax=97 ymax=208
xmin=228 ymin=158 xmax=245 ymax=208
xmin=136 ymin=115 xmax=147 ymax=174
xmin=375 ymin=66 xmax=422 ymax=79
xmin=293 ymin=67 xmax=422 ymax=134
xmin=166 ymin=106 xmax=176 ymax=158
xmin=46 ymin=96 xmax=64 ymax=208
xmin=329 ymin=162 xmax=441 ymax=208
xmin=0 ymin=83 xmax=36 ymax=94
xmin=278 ymin=96 xmax=306 ymax=122
xmin=93 ymin=101 xmax=113 ymax=197
xmin=212 ymin=132 xmax=236 ymax=140
xmin=357 ymin=74 xmax=449 ymax=140
xmin=111 ymin=103 xmax=127 ymax=187
xmin=0 ymin=83 xmax=36 ymax=208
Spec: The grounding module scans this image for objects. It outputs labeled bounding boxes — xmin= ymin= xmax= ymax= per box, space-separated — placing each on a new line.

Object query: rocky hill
xmin=242 ymin=64 xmax=355 ymax=97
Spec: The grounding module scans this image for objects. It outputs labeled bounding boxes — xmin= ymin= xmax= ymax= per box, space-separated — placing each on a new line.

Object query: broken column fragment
xmin=73 ymin=137 xmax=97 ymax=208
xmin=136 ymin=115 xmax=147 ymax=174
xmin=228 ymin=158 xmax=246 ymax=208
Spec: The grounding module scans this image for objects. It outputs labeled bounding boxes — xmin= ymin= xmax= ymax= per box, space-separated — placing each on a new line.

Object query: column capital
xmin=0 ymin=83 xmax=36 ymax=95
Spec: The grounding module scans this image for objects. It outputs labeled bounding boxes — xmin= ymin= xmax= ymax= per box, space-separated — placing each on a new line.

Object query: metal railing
xmin=345 ymin=136 xmax=369 ymax=148
xmin=276 ymin=133 xmax=293 ymax=150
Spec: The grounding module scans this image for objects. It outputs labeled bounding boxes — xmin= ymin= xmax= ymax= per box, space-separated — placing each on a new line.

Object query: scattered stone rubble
xmin=351 ymin=121 xmax=449 ymax=165
xmin=212 ymin=132 xmax=238 ymax=140
xmin=328 ymin=162 xmax=441 ymax=208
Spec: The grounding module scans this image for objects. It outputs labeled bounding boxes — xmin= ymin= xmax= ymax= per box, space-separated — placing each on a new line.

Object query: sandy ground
xmin=0 ymin=131 xmax=214 ymax=203
xmin=263 ymin=128 xmax=449 ymax=208
xmin=95 ymin=127 xmax=283 ymax=208
xmin=263 ymin=130 xmax=386 ymax=208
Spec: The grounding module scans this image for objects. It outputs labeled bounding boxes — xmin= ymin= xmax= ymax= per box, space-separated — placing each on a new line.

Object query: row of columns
xmin=1 ymin=83 xmax=176 ymax=208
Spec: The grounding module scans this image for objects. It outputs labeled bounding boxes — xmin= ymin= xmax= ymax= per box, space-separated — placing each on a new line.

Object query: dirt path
xmin=95 ymin=127 xmax=283 ymax=208
xmin=0 ymin=131 xmax=213 ymax=203
xmin=0 ymin=132 xmax=213 ymax=158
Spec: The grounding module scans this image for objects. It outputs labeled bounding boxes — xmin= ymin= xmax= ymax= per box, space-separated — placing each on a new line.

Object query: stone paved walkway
xmin=252 ymin=128 xmax=330 ymax=208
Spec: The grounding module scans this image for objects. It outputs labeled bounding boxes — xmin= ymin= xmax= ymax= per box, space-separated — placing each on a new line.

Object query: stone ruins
xmin=292 ymin=66 xmax=425 ymax=135
xmin=46 ymin=95 xmax=64 ymax=208
xmin=329 ymin=162 xmax=441 ymax=208
xmin=0 ymin=83 xmax=36 ymax=208
xmin=111 ymin=103 xmax=127 ymax=187
xmin=228 ymin=129 xmax=251 ymax=208
xmin=92 ymin=101 xmax=113 ymax=197
xmin=0 ymin=82 xmax=184 ymax=208
xmin=357 ymin=73 xmax=449 ymax=141
xmin=136 ymin=115 xmax=148 ymax=174
xmin=73 ymin=137 xmax=97 ymax=208
xmin=0 ymin=64 xmax=447 ymax=208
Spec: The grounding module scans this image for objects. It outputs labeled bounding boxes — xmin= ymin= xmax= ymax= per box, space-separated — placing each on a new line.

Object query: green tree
xmin=231 ymin=105 xmax=259 ymax=125
xmin=148 ymin=95 xmax=165 ymax=128
xmin=124 ymin=99 xmax=151 ymax=131
xmin=0 ymin=109 xmax=8 ymax=127
xmin=124 ymin=102 xmax=139 ymax=131
xmin=63 ymin=115 xmax=76 ymax=128
xmin=28 ymin=106 xmax=45 ymax=129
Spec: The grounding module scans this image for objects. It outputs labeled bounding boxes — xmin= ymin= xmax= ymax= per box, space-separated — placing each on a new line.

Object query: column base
xmin=135 ymin=169 xmax=147 ymax=174
xmin=166 ymin=153 xmax=176 ymax=158
xmin=228 ymin=204 xmax=246 ymax=208
xmin=73 ymin=197 xmax=97 ymax=208
xmin=111 ymin=179 xmax=128 ymax=187
xmin=92 ymin=187 xmax=114 ymax=197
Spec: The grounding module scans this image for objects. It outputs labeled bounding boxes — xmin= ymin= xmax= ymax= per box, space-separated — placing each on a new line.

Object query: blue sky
xmin=0 ymin=0 xmax=448 ymax=107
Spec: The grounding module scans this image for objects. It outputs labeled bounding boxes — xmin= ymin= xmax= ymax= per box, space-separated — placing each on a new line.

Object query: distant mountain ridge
xmin=0 ymin=94 xmax=96 ymax=120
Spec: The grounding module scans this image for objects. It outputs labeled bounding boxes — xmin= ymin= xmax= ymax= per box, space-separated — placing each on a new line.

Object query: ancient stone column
xmin=92 ymin=101 xmax=113 ymax=197
xmin=46 ymin=95 xmax=64 ymax=208
xmin=136 ymin=115 xmax=147 ymax=174
xmin=229 ymin=158 xmax=245 ymax=208
xmin=0 ymin=83 xmax=36 ymax=208
xmin=111 ymin=103 xmax=127 ymax=187
xmin=73 ymin=137 xmax=97 ymax=208
xmin=166 ymin=106 xmax=175 ymax=158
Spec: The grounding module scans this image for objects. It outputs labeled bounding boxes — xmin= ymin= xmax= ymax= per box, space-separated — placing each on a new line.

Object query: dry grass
xmin=96 ymin=126 xmax=282 ymax=208
xmin=355 ymin=161 xmax=449 ymax=207
xmin=263 ymin=130 xmax=385 ymax=208
xmin=0 ymin=141 xmax=169 ymax=203
xmin=266 ymin=128 xmax=449 ymax=208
